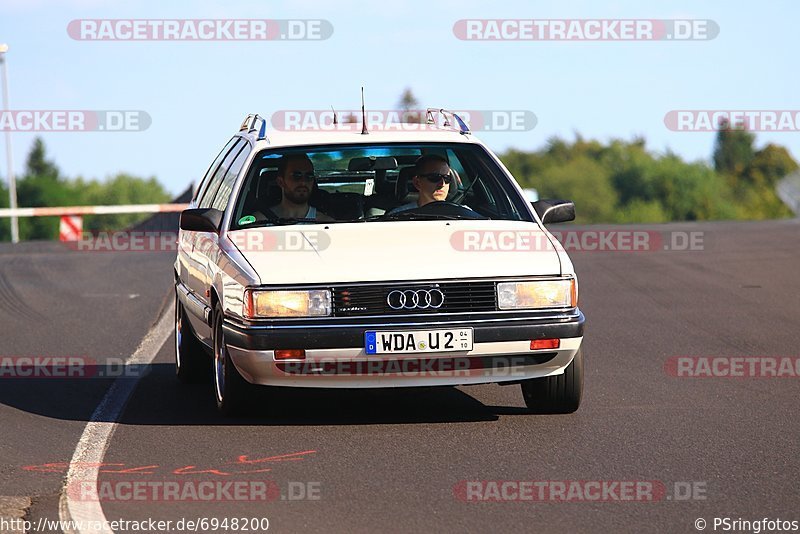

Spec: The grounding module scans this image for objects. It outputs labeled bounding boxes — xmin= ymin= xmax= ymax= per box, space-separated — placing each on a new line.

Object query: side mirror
xmin=180 ymin=208 xmax=223 ymax=233
xmin=532 ymin=199 xmax=575 ymax=224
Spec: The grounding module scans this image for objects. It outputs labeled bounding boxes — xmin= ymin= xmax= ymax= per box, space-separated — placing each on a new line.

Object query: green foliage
xmin=745 ymin=144 xmax=799 ymax=188
xmin=76 ymin=174 xmax=171 ymax=232
xmin=503 ymin=132 xmax=795 ymax=224
xmin=2 ymin=137 xmax=172 ymax=241
xmin=522 ymin=155 xmax=618 ymax=224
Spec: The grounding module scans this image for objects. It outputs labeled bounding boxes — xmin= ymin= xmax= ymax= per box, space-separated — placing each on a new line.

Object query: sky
xmin=0 ymin=0 xmax=797 ymax=196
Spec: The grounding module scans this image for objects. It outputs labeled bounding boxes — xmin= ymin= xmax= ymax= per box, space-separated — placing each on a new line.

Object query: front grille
xmin=332 ymin=281 xmax=497 ymax=317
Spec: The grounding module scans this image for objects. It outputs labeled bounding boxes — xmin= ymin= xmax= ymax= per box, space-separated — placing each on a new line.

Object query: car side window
xmin=198 ymin=139 xmax=246 ymax=209
xmin=211 ymin=144 xmax=252 ymax=212
xmin=195 ymin=137 xmax=238 ymax=203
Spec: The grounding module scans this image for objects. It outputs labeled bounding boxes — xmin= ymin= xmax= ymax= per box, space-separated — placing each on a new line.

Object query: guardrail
xmin=0 ymin=203 xmax=190 ymax=241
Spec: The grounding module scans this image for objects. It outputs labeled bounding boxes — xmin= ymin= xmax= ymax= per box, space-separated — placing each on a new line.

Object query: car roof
xmin=236 ymin=111 xmax=488 ymax=150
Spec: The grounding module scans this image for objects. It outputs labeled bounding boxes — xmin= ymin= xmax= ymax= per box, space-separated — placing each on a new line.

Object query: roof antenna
xmin=331 ymin=105 xmax=338 ymax=125
xmin=360 ymin=86 xmax=369 ymax=135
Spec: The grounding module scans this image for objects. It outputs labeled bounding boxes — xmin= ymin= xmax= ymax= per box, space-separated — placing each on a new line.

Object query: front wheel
xmin=212 ymin=304 xmax=250 ymax=415
xmin=175 ymin=292 xmax=208 ymax=383
xmin=520 ymin=347 xmax=583 ymax=414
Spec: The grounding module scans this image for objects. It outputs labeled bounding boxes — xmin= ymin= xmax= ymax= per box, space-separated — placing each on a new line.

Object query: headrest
xmin=395 ymin=166 xmax=418 ymax=201
xmin=255 ymin=169 xmax=278 ymax=200
xmin=446 ymin=169 xmax=461 ymax=202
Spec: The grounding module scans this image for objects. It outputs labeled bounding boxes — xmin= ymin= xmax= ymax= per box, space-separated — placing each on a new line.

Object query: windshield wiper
xmin=243 ymin=217 xmax=318 ymax=228
xmin=381 ymin=212 xmax=465 ymax=221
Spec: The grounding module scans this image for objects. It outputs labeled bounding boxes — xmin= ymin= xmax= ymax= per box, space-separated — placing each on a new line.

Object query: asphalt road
xmin=1 ymin=219 xmax=799 ymax=533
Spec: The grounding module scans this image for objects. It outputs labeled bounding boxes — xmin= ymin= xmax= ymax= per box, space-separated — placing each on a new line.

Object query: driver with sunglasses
xmin=390 ymin=154 xmax=455 ymax=213
xmin=269 ymin=153 xmax=334 ymax=221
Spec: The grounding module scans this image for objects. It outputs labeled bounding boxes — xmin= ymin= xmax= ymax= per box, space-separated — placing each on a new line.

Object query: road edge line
xmin=57 ymin=301 xmax=174 ymax=534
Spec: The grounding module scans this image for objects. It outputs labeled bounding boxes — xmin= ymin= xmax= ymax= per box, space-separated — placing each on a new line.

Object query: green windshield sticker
xmin=238 ymin=215 xmax=256 ymax=225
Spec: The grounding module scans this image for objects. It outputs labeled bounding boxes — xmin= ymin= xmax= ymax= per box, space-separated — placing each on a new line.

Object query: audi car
xmin=174 ymin=111 xmax=585 ymax=415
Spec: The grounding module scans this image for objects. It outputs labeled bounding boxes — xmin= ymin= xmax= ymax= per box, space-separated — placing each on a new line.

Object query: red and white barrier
xmin=0 ymin=203 xmax=189 ymax=218
xmin=59 ymin=215 xmax=83 ymax=241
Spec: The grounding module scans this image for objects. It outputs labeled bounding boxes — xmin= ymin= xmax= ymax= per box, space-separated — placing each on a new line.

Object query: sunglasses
xmin=288 ymin=171 xmax=316 ymax=182
xmin=418 ymin=172 xmax=452 ymax=184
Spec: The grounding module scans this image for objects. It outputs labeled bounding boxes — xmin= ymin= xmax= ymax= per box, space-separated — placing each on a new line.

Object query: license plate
xmin=365 ymin=328 xmax=473 ymax=355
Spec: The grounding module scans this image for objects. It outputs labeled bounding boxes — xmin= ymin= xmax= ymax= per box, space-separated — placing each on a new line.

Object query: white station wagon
xmin=174 ymin=111 xmax=585 ymax=415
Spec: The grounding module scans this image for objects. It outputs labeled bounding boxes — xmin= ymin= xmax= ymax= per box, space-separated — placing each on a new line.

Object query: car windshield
xmin=230 ymin=142 xmax=532 ymax=229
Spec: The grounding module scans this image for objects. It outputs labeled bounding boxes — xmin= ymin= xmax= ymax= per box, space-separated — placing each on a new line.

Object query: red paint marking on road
xmin=22 ymin=450 xmax=317 ymax=477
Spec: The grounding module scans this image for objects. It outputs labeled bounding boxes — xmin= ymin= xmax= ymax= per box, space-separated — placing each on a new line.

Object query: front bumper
xmin=223 ymin=311 xmax=585 ymax=388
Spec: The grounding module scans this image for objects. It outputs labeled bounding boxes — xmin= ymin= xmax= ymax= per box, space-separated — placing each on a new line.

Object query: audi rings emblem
xmin=387 ymin=288 xmax=445 ymax=310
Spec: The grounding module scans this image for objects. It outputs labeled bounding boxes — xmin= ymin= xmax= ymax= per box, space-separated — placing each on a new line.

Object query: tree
xmin=397 ymin=88 xmax=420 ymax=111
xmin=6 ymin=137 xmax=174 ymax=240
xmin=713 ymin=119 xmax=755 ymax=177
xmin=500 ymin=131 xmax=789 ymax=224
xmin=26 ymin=137 xmax=59 ymax=178
xmin=397 ymin=88 xmax=424 ymax=124
xmin=16 ymin=138 xmax=77 ymax=240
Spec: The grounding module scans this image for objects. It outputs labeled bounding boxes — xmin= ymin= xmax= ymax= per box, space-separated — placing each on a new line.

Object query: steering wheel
xmin=400 ymin=200 xmax=486 ymax=219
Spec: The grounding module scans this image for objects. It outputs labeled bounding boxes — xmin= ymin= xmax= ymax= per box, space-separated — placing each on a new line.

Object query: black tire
xmin=175 ymin=292 xmax=209 ymax=383
xmin=212 ymin=303 xmax=250 ymax=416
xmin=520 ymin=347 xmax=583 ymax=414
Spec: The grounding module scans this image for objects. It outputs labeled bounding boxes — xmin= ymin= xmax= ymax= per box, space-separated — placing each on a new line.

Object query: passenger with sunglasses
xmin=269 ymin=153 xmax=333 ymax=221
xmin=390 ymin=154 xmax=457 ymax=213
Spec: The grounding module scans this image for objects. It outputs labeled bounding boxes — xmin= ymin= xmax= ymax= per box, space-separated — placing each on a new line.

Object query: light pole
xmin=0 ymin=43 xmax=19 ymax=243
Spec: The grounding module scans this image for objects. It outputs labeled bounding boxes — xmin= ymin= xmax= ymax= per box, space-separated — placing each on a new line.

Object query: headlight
xmin=497 ymin=279 xmax=576 ymax=310
xmin=244 ymin=289 xmax=331 ymax=318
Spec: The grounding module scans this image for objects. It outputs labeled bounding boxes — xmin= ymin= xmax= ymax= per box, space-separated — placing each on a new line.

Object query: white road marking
xmin=58 ymin=304 xmax=174 ymax=534
xmin=82 ymin=293 xmax=140 ymax=299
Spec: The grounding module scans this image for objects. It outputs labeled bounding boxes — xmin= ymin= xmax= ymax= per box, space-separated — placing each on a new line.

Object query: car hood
xmin=227 ymin=220 xmax=563 ymax=285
